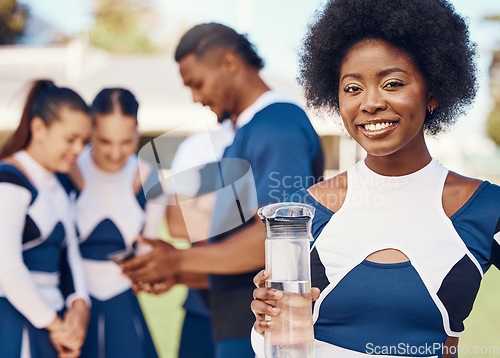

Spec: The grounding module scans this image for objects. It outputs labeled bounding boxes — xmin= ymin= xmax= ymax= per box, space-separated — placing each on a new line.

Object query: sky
xmin=14 ymin=0 xmax=500 ymax=147
xmin=17 ymin=0 xmax=327 ymax=81
xmin=16 ymin=0 xmax=500 ymax=80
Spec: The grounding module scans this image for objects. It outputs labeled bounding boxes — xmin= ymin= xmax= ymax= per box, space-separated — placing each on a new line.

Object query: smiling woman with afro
xmin=250 ymin=1 xmax=500 ymax=357
xmin=299 ymin=0 xmax=477 ymax=135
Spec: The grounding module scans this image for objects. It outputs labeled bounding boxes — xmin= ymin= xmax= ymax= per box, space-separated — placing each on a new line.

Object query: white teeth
xmin=364 ymin=122 xmax=393 ymax=131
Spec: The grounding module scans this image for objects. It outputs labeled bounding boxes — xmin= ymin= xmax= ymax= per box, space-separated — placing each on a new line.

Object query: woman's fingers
xmin=253 ymin=318 xmax=273 ymax=336
xmin=253 ymin=269 xmax=271 ymax=288
xmin=311 ymin=287 xmax=321 ymax=301
xmin=253 ymin=286 xmax=283 ymax=301
xmin=251 ymin=296 xmax=281 ymax=318
xmin=251 ymin=270 xmax=320 ymax=338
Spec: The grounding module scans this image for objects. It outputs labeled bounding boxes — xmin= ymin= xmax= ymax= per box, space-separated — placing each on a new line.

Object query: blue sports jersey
xmin=208 ymin=95 xmax=324 ymax=342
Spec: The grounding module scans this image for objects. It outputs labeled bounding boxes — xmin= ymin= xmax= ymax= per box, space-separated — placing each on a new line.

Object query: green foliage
xmin=89 ymin=0 xmax=159 ymax=53
xmin=486 ymin=104 xmax=500 ymax=146
xmin=487 ymin=47 xmax=500 ymax=146
xmin=484 ymin=15 xmax=500 ymax=22
xmin=0 ymin=0 xmax=28 ymax=45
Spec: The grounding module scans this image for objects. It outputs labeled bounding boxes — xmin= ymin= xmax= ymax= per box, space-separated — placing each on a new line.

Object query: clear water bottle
xmin=258 ymin=202 xmax=315 ymax=358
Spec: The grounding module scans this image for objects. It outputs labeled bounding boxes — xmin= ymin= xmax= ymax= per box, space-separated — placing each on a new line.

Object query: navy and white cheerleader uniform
xmin=252 ymin=158 xmax=500 ymax=358
xmin=0 ymin=151 xmax=89 ymax=358
xmin=63 ymin=146 xmax=163 ymax=358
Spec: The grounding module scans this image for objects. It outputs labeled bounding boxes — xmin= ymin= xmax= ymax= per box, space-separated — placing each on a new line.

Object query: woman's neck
xmin=24 ymin=144 xmax=53 ymax=172
xmin=364 ymin=133 xmax=432 ymax=176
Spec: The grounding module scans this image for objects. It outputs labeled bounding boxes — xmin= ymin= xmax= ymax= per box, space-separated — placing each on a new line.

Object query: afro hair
xmin=299 ymin=0 xmax=477 ymax=135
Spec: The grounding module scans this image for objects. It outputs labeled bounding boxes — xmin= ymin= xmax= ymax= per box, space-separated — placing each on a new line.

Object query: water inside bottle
xmin=265 ymin=280 xmax=314 ymax=358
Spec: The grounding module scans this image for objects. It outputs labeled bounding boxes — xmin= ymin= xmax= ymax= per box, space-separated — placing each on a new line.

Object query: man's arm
xmin=121 ymin=216 xmax=265 ymax=284
xmin=178 ymin=217 xmax=265 ymax=274
xmin=166 ymin=194 xmax=189 ymax=239
xmin=176 ymin=272 xmax=210 ymax=289
xmin=167 ymin=192 xmax=217 ymax=242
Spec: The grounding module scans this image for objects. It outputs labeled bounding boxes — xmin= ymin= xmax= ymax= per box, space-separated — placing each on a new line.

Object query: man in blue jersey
xmin=123 ymin=22 xmax=324 ymax=358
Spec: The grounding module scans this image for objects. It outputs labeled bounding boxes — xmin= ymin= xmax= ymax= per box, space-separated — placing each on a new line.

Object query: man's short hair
xmin=174 ymin=22 xmax=264 ymax=70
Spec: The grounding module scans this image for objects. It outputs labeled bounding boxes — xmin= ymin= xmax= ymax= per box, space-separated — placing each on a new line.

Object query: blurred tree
xmin=0 ymin=0 xmax=29 ymax=45
xmin=486 ymin=104 xmax=500 ymax=146
xmin=89 ymin=0 xmax=160 ymax=53
xmin=484 ymin=15 xmax=500 ymax=22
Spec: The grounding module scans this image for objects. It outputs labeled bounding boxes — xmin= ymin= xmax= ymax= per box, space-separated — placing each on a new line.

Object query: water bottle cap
xmin=258 ymin=202 xmax=315 ymax=240
xmin=258 ymin=202 xmax=315 ymax=221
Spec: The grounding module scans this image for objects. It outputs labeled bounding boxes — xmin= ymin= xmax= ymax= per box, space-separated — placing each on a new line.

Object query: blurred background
xmin=1 ymin=0 xmax=499 ymax=357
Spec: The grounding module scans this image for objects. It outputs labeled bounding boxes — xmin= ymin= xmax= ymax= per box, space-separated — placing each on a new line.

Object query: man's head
xmin=175 ymin=23 xmax=265 ymax=121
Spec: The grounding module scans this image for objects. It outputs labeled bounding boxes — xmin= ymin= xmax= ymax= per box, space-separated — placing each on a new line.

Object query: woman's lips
xmin=357 ymin=121 xmax=399 ymax=138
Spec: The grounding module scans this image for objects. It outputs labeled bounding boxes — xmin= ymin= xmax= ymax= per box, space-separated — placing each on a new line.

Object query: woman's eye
xmin=384 ymin=81 xmax=404 ymax=89
xmin=344 ymin=85 xmax=361 ymax=93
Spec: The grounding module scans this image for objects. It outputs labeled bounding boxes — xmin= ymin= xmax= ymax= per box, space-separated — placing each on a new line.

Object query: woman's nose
xmin=361 ymin=88 xmax=387 ymax=113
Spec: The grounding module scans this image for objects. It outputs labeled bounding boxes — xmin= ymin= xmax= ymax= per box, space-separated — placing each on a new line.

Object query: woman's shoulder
xmin=0 ymin=157 xmax=37 ymax=200
xmin=443 ymin=171 xmax=487 ymax=218
xmin=306 ymin=171 xmax=348 ymax=213
xmin=0 ymin=157 xmax=32 ymax=186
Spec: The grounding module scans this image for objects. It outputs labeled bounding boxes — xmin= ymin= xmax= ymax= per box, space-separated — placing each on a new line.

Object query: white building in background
xmin=1 ymin=40 xmax=498 ymax=182
xmin=0 ymin=40 xmax=360 ymax=175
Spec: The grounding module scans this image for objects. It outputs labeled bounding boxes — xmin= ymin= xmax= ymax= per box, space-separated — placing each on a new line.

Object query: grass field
xmin=138 ymin=285 xmax=186 ymax=358
xmin=137 ymin=233 xmax=190 ymax=358
xmin=459 ymin=268 xmax=500 ymax=357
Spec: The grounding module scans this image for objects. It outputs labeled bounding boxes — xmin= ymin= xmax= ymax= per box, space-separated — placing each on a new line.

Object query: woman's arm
xmin=0 ymin=183 xmax=58 ymax=328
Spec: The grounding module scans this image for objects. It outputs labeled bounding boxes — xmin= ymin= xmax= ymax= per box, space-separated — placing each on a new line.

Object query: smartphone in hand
xmin=107 ymin=247 xmax=136 ymax=264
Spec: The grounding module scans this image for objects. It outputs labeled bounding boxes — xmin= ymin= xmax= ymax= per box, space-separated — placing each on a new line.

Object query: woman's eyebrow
xmin=341 ymin=68 xmax=408 ymax=82
xmin=377 ymin=68 xmax=407 ymax=77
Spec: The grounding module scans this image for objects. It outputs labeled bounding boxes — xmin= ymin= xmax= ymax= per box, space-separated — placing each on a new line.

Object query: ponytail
xmin=0 ymin=80 xmax=55 ymax=159
xmin=0 ymin=79 xmax=89 ymax=159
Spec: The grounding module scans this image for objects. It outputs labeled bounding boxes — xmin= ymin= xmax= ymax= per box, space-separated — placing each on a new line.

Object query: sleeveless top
xmin=252 ymin=158 xmax=500 ymax=357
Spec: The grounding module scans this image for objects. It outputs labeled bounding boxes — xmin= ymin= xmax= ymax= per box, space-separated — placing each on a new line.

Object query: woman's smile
xmin=357 ymin=120 xmax=399 ymax=138
xmin=338 ymin=39 xmax=438 ymax=164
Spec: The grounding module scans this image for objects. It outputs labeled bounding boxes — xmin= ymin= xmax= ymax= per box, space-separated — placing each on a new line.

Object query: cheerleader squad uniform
xmin=62 ymin=146 xmax=164 ymax=358
xmin=0 ymin=151 xmax=89 ymax=358
xmin=252 ymin=158 xmax=500 ymax=358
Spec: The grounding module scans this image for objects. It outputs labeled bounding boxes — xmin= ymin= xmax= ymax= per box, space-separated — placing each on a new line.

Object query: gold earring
xmin=428 ymin=106 xmax=434 ymax=115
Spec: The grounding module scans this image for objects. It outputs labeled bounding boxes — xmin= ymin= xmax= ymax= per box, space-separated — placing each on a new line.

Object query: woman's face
xmin=338 ymin=39 xmax=438 ymax=161
xmin=35 ymin=106 xmax=92 ymax=173
xmin=91 ymin=112 xmax=139 ymax=172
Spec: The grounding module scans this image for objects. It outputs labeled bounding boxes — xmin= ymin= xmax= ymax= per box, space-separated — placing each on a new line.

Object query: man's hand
xmin=132 ymin=276 xmax=177 ymax=295
xmin=121 ymin=238 xmax=181 ymax=285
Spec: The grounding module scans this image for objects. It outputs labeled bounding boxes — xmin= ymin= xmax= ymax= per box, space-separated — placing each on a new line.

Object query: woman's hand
xmin=62 ymin=299 xmax=89 ymax=347
xmin=251 ymin=269 xmax=321 ymax=337
xmin=46 ymin=316 xmax=81 ymax=358
xmin=47 ymin=299 xmax=89 ymax=358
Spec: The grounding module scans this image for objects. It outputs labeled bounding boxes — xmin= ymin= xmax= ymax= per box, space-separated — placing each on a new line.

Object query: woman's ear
xmin=427 ymin=92 xmax=439 ymax=111
xmin=30 ymin=117 xmax=48 ymax=141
